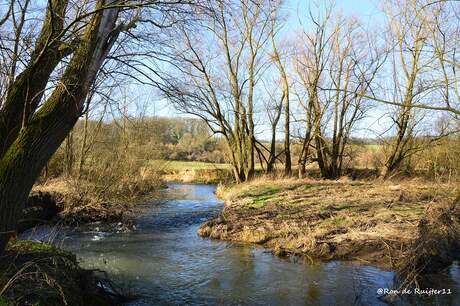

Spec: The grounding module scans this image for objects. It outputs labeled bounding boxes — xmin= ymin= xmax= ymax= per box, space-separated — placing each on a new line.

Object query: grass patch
xmin=155 ymin=160 xmax=234 ymax=184
xmin=250 ymin=194 xmax=276 ymax=207
xmin=201 ymin=175 xmax=459 ymax=268
xmin=391 ymin=206 xmax=424 ymax=216
xmin=240 ymin=185 xmax=280 ymax=198
xmin=153 ymin=160 xmax=231 ymax=171
xmin=1 ymin=240 xmax=122 ymax=306
xmin=334 ymin=203 xmax=356 ymax=211
xmin=318 ymin=216 xmax=354 ymax=229
xmin=6 ymin=240 xmax=71 ymax=257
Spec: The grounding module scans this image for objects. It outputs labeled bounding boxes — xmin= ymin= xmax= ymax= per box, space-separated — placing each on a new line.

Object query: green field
xmin=151 ymin=160 xmax=231 ymax=171
xmin=152 ymin=160 xmax=277 ymax=172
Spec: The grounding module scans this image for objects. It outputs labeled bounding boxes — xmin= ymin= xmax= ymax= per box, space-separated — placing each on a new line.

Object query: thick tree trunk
xmin=247 ymin=60 xmax=256 ymax=180
xmin=0 ymin=0 xmax=70 ymax=157
xmin=298 ymin=161 xmax=306 ymax=178
xmin=270 ymin=29 xmax=290 ymax=176
xmin=78 ymin=111 xmax=89 ymax=179
xmin=381 ymin=120 xmax=409 ymax=179
xmin=65 ymin=132 xmax=74 ymax=177
xmin=297 ymin=142 xmax=309 ymax=179
xmin=315 ymin=135 xmax=328 ymax=178
xmin=297 ymin=128 xmax=312 ymax=179
xmin=247 ymin=136 xmax=255 ymax=179
xmin=0 ymin=0 xmax=121 ymax=254
xmin=0 ymin=93 xmax=80 ymax=252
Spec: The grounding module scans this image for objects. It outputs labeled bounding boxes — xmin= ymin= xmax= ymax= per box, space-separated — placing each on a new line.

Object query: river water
xmin=22 ymin=184 xmax=460 ymax=305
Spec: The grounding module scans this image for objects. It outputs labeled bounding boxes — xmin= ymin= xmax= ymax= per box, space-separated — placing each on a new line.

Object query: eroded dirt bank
xmin=0 ymin=240 xmax=127 ymax=306
xmin=198 ymin=178 xmax=460 ymax=270
xmin=19 ymin=178 xmax=163 ymax=233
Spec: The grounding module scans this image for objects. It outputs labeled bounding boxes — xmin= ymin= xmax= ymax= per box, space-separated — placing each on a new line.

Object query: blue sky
xmin=284 ymin=0 xmax=381 ymax=25
xmin=149 ymin=0 xmax=389 ymax=139
xmin=284 ymin=0 xmax=382 ymax=30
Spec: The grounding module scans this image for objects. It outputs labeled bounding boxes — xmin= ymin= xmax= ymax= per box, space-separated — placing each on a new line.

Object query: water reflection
xmin=22 ymin=184 xmax=460 ymax=305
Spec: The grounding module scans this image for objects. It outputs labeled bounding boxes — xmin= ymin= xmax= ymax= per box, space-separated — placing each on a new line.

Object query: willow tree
xmin=269 ymin=9 xmax=291 ymax=176
xmin=379 ymin=0 xmax=430 ymax=178
xmin=0 ymin=0 xmax=190 ymax=253
xmin=0 ymin=0 xmax=127 ymax=253
xmin=376 ymin=0 xmax=459 ymax=178
xmin=294 ymin=6 xmax=383 ymax=179
xmin=163 ymin=0 xmax=277 ymax=182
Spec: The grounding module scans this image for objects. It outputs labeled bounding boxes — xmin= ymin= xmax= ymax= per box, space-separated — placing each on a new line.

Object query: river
xmin=21 ymin=184 xmax=460 ymax=305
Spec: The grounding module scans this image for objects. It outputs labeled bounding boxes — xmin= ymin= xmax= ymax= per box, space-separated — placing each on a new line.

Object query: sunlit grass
xmin=151 ymin=160 xmax=232 ymax=170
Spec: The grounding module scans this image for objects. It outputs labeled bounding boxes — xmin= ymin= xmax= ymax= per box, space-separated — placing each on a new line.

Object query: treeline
xmin=46 ymin=116 xmax=227 ymax=179
xmin=48 ymin=113 xmax=460 ymax=183
xmin=160 ymin=0 xmax=460 ymax=182
xmin=1 ymin=0 xmax=460 ymax=254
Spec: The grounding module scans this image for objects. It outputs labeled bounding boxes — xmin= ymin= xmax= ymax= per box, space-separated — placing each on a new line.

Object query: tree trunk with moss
xmin=0 ymin=0 xmax=122 ymax=254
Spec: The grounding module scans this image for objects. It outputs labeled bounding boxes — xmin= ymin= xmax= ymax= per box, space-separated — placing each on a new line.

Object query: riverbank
xmin=7 ymin=173 xmax=165 ymax=304
xmin=198 ymin=177 xmax=460 ymax=271
xmin=28 ymin=161 xmax=231 ymax=231
xmin=0 ymin=240 xmax=127 ymax=306
xmin=21 ymin=176 xmax=164 ymax=233
xmin=158 ymin=160 xmax=233 ymax=184
xmin=6 ymin=173 xmax=165 ymax=305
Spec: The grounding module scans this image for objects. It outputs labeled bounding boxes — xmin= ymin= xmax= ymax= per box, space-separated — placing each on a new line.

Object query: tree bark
xmin=283 ymin=95 xmax=291 ymax=176
xmin=0 ymin=0 xmax=121 ymax=254
xmin=78 ymin=111 xmax=89 ymax=179
xmin=267 ymin=125 xmax=278 ymax=173
xmin=0 ymin=0 xmax=70 ymax=157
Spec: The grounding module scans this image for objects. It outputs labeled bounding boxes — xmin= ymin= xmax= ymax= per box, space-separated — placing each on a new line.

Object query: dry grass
xmin=154 ymin=160 xmax=232 ymax=171
xmin=161 ymin=163 xmax=234 ymax=184
xmin=33 ymin=162 xmax=164 ymax=225
xmin=200 ymin=176 xmax=458 ymax=268
xmin=0 ymin=240 xmax=116 ymax=306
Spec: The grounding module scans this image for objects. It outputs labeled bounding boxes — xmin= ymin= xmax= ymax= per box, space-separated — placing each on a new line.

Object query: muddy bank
xmin=21 ymin=178 xmax=165 ymax=233
xmin=18 ymin=191 xmax=64 ymax=232
xmin=18 ymin=190 xmax=134 ymax=233
xmin=198 ymin=178 xmax=459 ymax=270
xmin=0 ymin=240 xmax=128 ymax=306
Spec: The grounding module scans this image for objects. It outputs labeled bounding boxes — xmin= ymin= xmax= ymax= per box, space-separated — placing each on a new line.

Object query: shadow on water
xmin=21 ymin=184 xmax=460 ymax=306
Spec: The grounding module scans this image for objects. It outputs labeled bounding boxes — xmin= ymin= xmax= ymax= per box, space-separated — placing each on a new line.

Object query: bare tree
xmin=294 ymin=6 xmax=382 ymax=179
xmin=378 ymin=0 xmax=450 ymax=178
xmin=269 ymin=5 xmax=291 ymax=175
xmin=261 ymin=78 xmax=283 ymax=173
xmin=163 ymin=0 xmax=276 ymax=182
xmin=0 ymin=0 xmax=198 ymax=254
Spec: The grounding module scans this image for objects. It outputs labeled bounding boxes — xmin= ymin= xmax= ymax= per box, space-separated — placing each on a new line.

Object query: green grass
xmin=391 ymin=206 xmax=424 ymax=216
xmin=246 ymin=185 xmax=280 ymax=197
xmin=150 ymin=160 xmax=271 ymax=171
xmin=0 ymin=297 xmax=10 ymax=306
xmin=6 ymin=240 xmax=73 ymax=258
xmin=250 ymin=194 xmax=276 ymax=207
xmin=318 ymin=216 xmax=354 ymax=229
xmin=364 ymin=144 xmax=383 ymax=151
xmin=151 ymin=160 xmax=231 ymax=171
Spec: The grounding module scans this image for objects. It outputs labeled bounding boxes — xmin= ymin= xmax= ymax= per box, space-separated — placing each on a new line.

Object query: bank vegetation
xmin=1 ymin=0 xmax=460 ymax=304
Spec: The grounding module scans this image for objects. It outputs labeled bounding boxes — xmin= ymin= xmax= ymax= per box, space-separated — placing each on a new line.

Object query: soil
xmin=18 ymin=190 xmax=135 ymax=233
xmin=0 ymin=240 xmax=129 ymax=306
